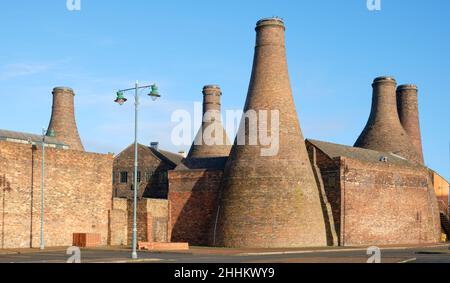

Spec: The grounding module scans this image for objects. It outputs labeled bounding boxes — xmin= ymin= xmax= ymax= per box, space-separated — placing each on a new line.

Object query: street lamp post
xmin=40 ymin=128 xmax=55 ymax=250
xmin=114 ymin=81 xmax=160 ymax=259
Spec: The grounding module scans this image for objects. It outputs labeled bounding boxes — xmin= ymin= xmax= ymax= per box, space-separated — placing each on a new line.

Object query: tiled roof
xmin=175 ymin=156 xmax=228 ymax=171
xmin=114 ymin=144 xmax=184 ymax=168
xmin=149 ymin=147 xmax=184 ymax=167
xmin=0 ymin=129 xmax=67 ymax=147
xmin=306 ymin=139 xmax=421 ymax=168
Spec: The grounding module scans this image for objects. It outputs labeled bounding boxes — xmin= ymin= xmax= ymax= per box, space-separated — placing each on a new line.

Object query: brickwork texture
xmin=109 ymin=198 xmax=169 ymax=246
xmin=0 ymin=141 xmax=112 ymax=249
xmin=397 ymin=84 xmax=424 ymax=164
xmin=168 ymin=169 xmax=223 ymax=246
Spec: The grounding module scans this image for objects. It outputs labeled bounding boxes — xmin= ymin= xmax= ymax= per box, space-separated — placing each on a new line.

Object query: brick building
xmin=430 ymin=171 xmax=450 ymax=239
xmin=1 ymin=19 xmax=448 ymax=251
xmin=306 ymin=139 xmax=441 ymax=246
xmin=113 ymin=143 xmax=183 ymax=199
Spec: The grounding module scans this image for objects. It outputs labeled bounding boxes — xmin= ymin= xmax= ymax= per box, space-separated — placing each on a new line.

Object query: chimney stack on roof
xmin=354 ymin=77 xmax=420 ymax=163
xmin=213 ymin=18 xmax=327 ymax=248
xmin=397 ymin=84 xmax=424 ymax=164
xmin=47 ymin=87 xmax=84 ymax=151
xmin=150 ymin=142 xmax=159 ymax=151
xmin=187 ymin=85 xmax=231 ymax=159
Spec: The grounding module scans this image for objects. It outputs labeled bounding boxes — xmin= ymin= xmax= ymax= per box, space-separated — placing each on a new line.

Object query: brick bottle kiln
xmin=212 ymin=18 xmax=327 ymax=248
xmin=47 ymin=87 xmax=84 ymax=151
xmin=187 ymin=85 xmax=231 ymax=159
xmin=354 ymin=77 xmax=420 ymax=163
xmin=397 ymin=84 xmax=424 ymax=164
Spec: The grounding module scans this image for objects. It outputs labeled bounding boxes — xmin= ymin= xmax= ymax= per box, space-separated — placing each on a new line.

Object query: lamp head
xmin=148 ymin=84 xmax=161 ymax=101
xmin=115 ymin=91 xmax=127 ymax=105
xmin=46 ymin=128 xmax=56 ymax=137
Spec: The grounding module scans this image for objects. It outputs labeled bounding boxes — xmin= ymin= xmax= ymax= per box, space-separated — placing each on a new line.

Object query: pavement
xmin=0 ymin=243 xmax=449 ymax=263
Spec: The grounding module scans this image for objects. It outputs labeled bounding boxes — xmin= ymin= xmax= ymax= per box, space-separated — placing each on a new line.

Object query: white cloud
xmin=0 ymin=62 xmax=53 ymax=80
xmin=0 ymin=58 xmax=74 ymax=81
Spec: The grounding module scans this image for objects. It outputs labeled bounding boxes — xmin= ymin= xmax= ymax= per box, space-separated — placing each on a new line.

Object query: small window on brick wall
xmin=120 ymin=172 xmax=128 ymax=184
xmin=131 ymin=172 xmax=141 ymax=184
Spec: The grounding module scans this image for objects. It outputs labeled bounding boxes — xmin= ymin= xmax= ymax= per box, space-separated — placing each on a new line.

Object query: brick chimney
xmin=354 ymin=77 xmax=419 ymax=163
xmin=47 ymin=87 xmax=84 ymax=151
xmin=213 ymin=18 xmax=327 ymax=248
xmin=187 ymin=85 xmax=231 ymax=158
xmin=397 ymin=84 xmax=424 ymax=164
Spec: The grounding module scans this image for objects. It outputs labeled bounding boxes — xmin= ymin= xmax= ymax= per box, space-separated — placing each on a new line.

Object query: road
xmin=1 ymin=245 xmax=449 ymax=263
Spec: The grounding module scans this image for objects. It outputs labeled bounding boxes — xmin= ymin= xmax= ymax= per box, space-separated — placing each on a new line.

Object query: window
xmin=131 ymin=171 xmax=141 ymax=184
xmin=112 ymin=171 xmax=115 ymax=184
xmin=120 ymin=172 xmax=128 ymax=184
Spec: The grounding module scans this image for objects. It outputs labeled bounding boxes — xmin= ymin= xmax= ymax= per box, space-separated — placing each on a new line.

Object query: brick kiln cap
xmin=397 ymin=84 xmax=418 ymax=91
xmin=53 ymin=87 xmax=75 ymax=95
xmin=373 ymin=76 xmax=397 ymax=84
xmin=203 ymin=85 xmax=222 ymax=94
xmin=256 ymin=17 xmax=285 ymax=29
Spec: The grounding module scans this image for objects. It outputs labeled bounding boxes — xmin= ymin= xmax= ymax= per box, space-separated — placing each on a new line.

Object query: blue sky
xmin=0 ymin=0 xmax=449 ymax=179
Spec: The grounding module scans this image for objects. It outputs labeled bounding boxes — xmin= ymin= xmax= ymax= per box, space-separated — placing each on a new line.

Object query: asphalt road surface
xmin=1 ymin=245 xmax=450 ymax=263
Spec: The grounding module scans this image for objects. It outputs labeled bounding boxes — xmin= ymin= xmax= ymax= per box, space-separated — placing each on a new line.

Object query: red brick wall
xmin=0 ymin=141 xmax=113 ymax=249
xmin=306 ymin=143 xmax=341 ymax=245
xmin=168 ymin=170 xmax=223 ymax=246
xmin=339 ymin=157 xmax=441 ymax=246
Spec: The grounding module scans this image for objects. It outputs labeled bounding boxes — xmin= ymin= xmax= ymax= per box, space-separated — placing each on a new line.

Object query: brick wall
xmin=109 ymin=198 xmax=128 ymax=246
xmin=168 ymin=169 xmax=223 ymax=246
xmin=109 ymin=198 xmax=168 ymax=246
xmin=0 ymin=141 xmax=113 ymax=249
xmin=339 ymin=157 xmax=441 ymax=246
xmin=306 ymin=145 xmax=341 ymax=244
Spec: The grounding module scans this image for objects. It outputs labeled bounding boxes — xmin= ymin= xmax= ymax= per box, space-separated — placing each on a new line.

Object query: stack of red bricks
xmin=73 ymin=233 xmax=101 ymax=248
xmin=138 ymin=241 xmax=189 ymax=251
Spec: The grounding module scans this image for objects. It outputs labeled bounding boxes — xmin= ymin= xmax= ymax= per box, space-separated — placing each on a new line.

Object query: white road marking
xmin=398 ymin=258 xmax=417 ymax=263
xmin=237 ymin=244 xmax=450 ymax=257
